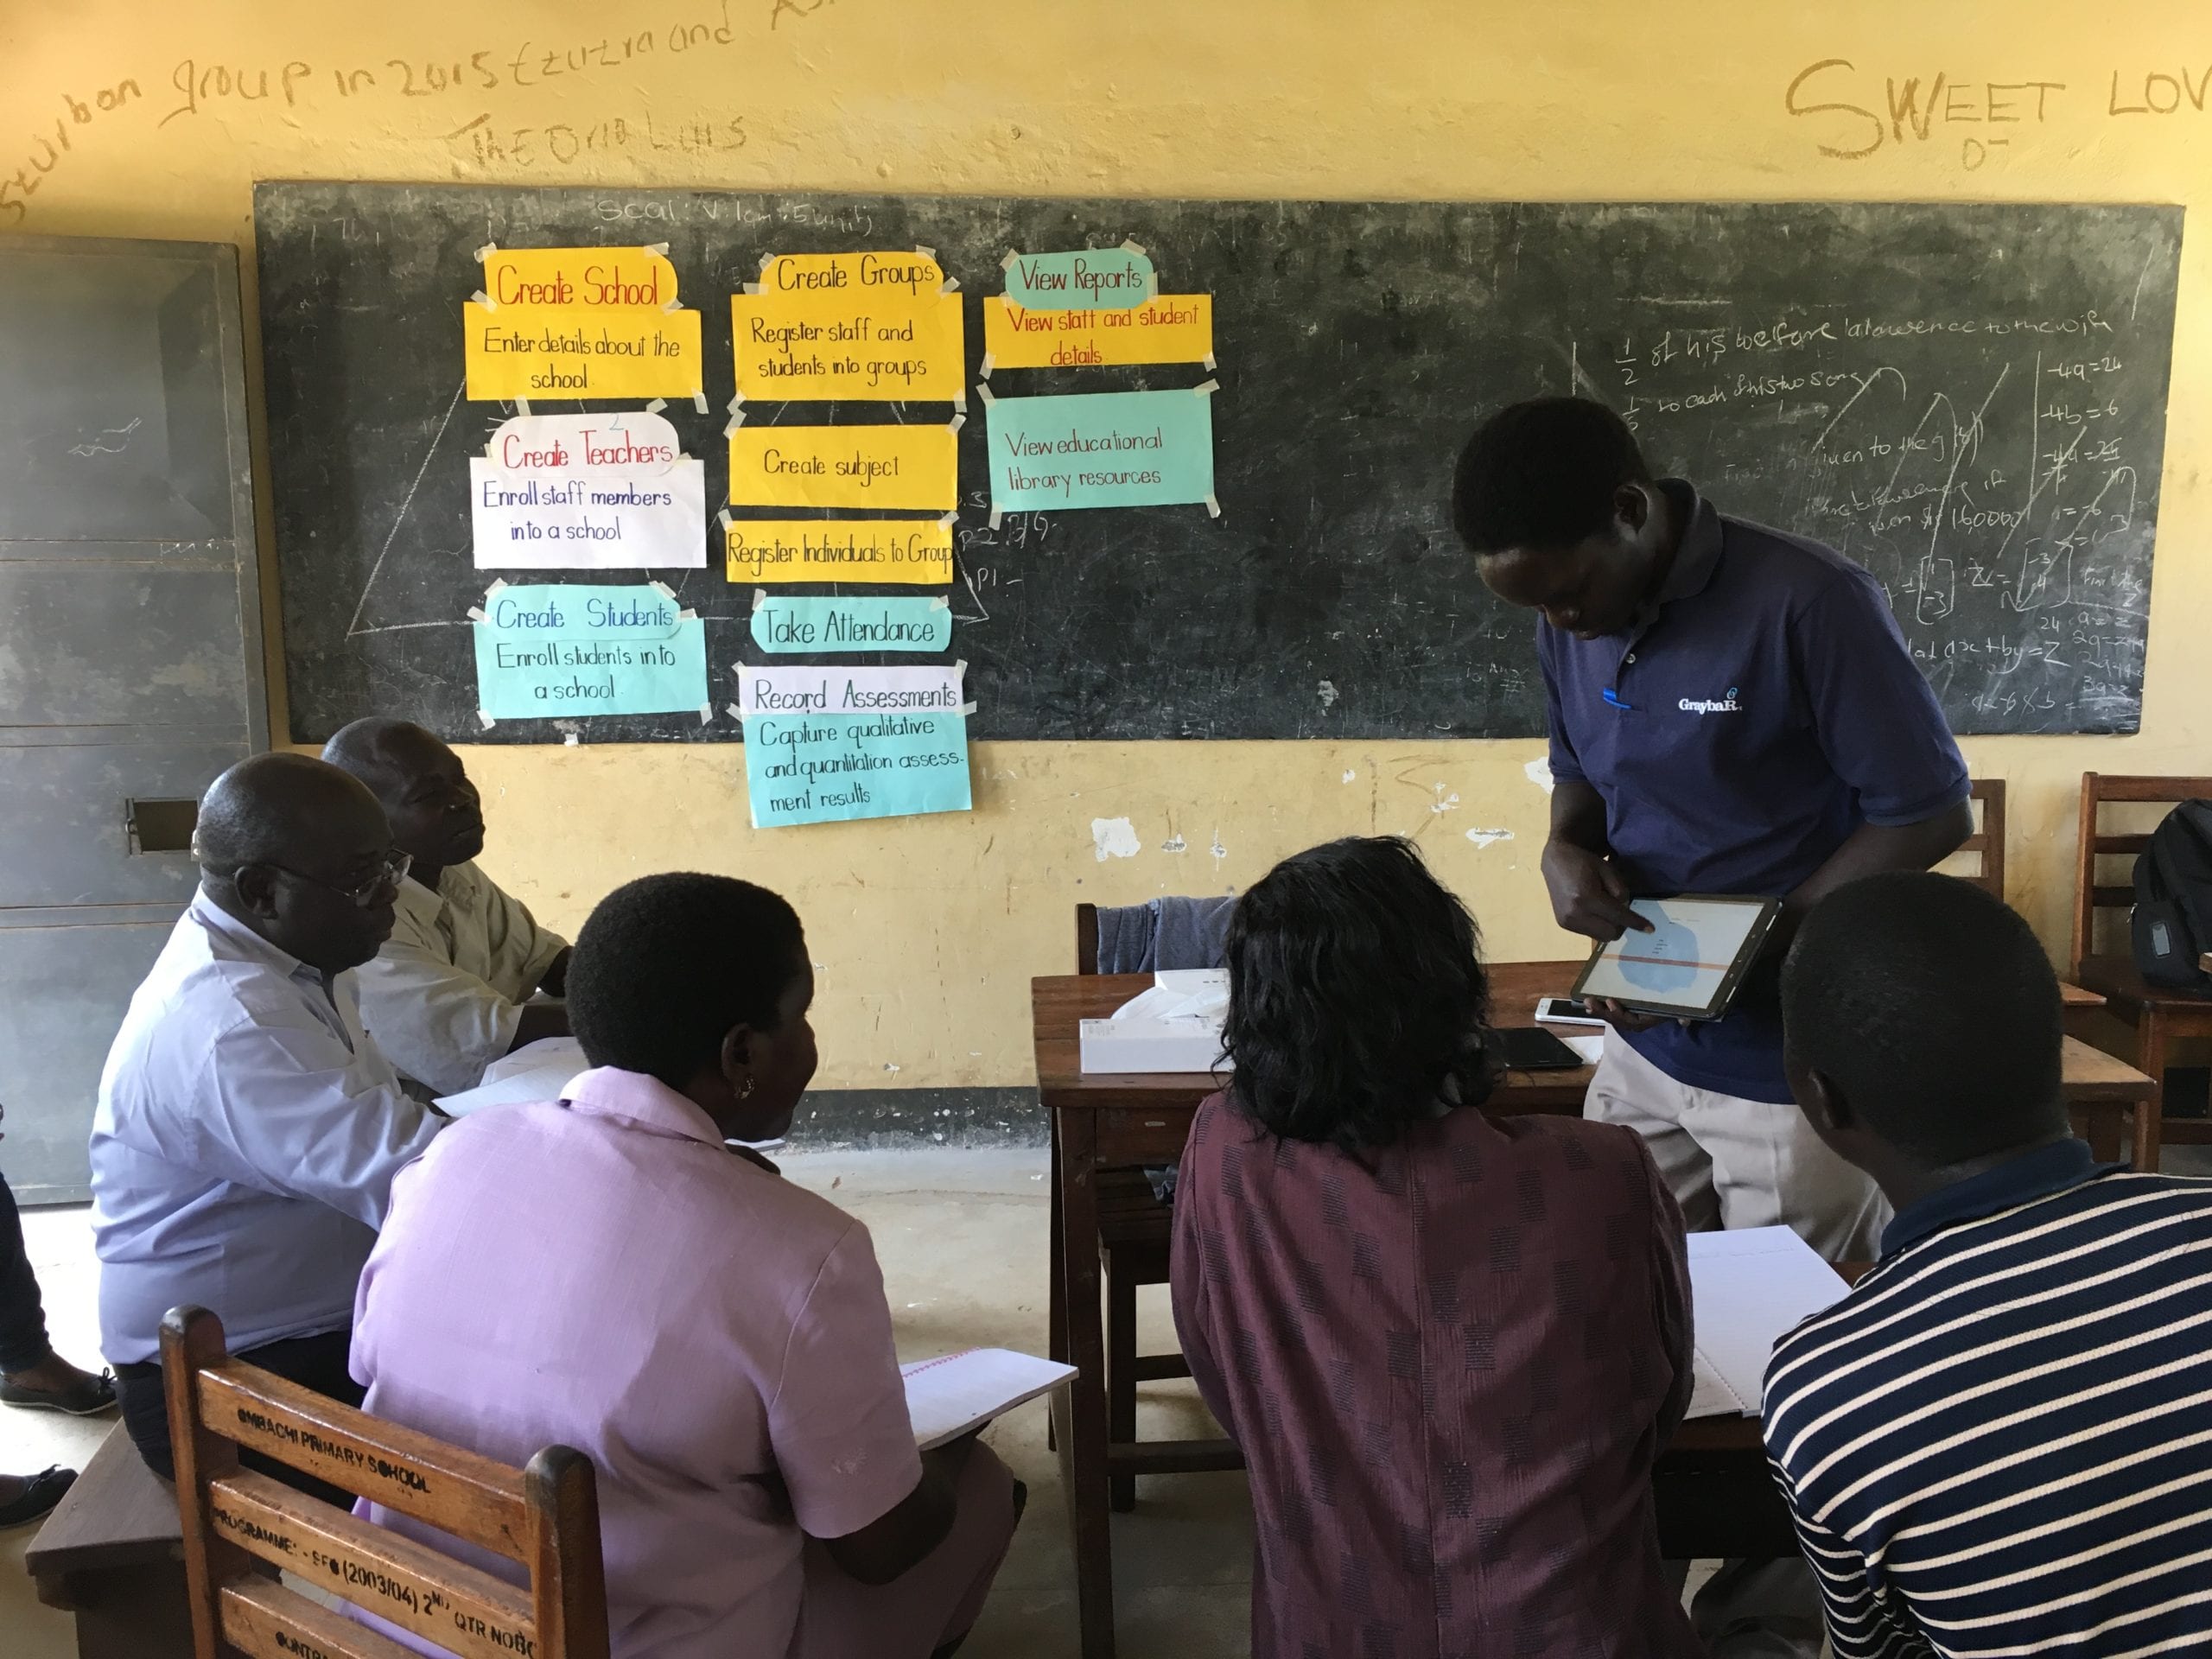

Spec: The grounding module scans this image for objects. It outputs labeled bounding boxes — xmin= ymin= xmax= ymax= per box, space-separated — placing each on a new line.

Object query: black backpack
xmin=2132 ymin=800 xmax=2212 ymax=988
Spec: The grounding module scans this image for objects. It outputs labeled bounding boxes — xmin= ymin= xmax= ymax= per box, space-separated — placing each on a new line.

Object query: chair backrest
xmin=162 ymin=1306 xmax=608 ymax=1659
xmin=1079 ymin=896 xmax=1235 ymax=975
xmin=1075 ymin=901 xmax=1100 ymax=975
xmin=2071 ymin=772 xmax=2212 ymax=975
xmin=1947 ymin=777 xmax=2007 ymax=900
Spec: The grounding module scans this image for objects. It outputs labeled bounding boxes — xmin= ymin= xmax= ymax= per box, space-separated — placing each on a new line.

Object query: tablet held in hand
xmin=1571 ymin=895 xmax=1781 ymax=1021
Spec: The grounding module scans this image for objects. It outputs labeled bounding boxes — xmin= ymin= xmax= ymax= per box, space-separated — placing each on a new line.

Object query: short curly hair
xmin=568 ymin=873 xmax=804 ymax=1089
xmin=1452 ymin=396 xmax=1650 ymax=554
xmin=1783 ymin=873 xmax=2065 ymax=1165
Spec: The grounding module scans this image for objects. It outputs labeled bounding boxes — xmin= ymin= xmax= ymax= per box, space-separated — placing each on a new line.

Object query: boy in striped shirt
xmin=1764 ymin=871 xmax=2212 ymax=1656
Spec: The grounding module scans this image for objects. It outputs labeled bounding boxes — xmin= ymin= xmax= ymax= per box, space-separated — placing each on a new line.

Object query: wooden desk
xmin=1034 ymin=965 xmax=2152 ymax=1657
xmin=26 ymin=1422 xmax=191 ymax=1659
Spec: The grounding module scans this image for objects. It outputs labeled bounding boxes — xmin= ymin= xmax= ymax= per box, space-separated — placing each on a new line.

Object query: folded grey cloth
xmin=1154 ymin=894 xmax=1235 ymax=972
xmin=1096 ymin=895 xmax=1236 ymax=974
xmin=1095 ymin=902 xmax=1154 ymax=975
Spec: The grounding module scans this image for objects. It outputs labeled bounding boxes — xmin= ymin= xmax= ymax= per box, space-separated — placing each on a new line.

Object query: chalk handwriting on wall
xmin=448 ymin=111 xmax=747 ymax=170
xmin=156 ymin=5 xmax=741 ymax=129
xmin=0 ymin=0 xmax=806 ymax=226
xmin=1783 ymin=60 xmax=2067 ymax=168
xmin=1 ymin=82 xmax=143 ymax=226
xmin=1786 ymin=57 xmax=2212 ymax=168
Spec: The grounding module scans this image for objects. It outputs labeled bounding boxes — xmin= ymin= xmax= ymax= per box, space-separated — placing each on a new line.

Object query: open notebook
xmin=900 ymin=1348 xmax=1077 ymax=1450
xmin=1685 ymin=1225 xmax=1853 ymax=1420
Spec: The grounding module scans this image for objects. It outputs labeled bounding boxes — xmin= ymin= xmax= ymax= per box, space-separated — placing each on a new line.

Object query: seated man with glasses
xmin=322 ymin=718 xmax=573 ymax=1097
xmin=91 ymin=753 xmax=444 ymax=1494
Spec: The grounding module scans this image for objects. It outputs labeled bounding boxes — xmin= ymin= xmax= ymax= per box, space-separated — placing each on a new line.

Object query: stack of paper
xmin=900 ymin=1348 xmax=1077 ymax=1449
xmin=1684 ymin=1225 xmax=1852 ymax=1419
xmin=1078 ymin=969 xmax=1234 ymax=1074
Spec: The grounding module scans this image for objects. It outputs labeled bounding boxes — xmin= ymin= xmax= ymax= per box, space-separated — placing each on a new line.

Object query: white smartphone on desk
xmin=1534 ymin=997 xmax=1608 ymax=1027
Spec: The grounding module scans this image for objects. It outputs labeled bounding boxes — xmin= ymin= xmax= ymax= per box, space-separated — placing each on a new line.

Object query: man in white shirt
xmin=92 ymin=753 xmax=442 ymax=1494
xmin=321 ymin=719 xmax=571 ymax=1097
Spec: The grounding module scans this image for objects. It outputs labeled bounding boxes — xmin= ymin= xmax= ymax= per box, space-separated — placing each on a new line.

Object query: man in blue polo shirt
xmin=1454 ymin=396 xmax=1971 ymax=1262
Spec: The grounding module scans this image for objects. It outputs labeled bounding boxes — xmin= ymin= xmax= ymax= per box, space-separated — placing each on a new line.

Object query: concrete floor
xmin=22 ymin=1144 xmax=2201 ymax=1656
xmin=2 ymin=1149 xmax=1259 ymax=1659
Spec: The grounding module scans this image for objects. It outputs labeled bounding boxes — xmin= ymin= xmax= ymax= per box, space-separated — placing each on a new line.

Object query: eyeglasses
xmin=265 ymin=850 xmax=412 ymax=908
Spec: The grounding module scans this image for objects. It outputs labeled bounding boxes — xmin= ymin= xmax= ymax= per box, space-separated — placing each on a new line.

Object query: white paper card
xmin=472 ymin=412 xmax=706 ymax=569
xmin=900 ymin=1347 xmax=1077 ymax=1450
xmin=1683 ymin=1225 xmax=1852 ymax=1419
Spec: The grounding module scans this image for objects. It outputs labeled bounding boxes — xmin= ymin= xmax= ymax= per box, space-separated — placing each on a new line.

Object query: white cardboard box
xmin=1077 ymin=1016 xmax=1230 ymax=1075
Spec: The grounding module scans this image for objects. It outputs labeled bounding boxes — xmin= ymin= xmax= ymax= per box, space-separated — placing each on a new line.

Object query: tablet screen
xmin=1574 ymin=896 xmax=1777 ymax=1018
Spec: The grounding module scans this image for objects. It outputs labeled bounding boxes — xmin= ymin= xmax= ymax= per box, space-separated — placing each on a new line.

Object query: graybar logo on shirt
xmin=1679 ymin=688 xmax=1743 ymax=715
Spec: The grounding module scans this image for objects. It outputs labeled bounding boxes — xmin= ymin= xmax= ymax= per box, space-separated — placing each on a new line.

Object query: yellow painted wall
xmin=8 ymin=3 xmax=2211 ymax=1089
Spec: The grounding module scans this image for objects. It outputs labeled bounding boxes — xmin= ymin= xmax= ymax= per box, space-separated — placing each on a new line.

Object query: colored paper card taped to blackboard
xmin=744 ymin=709 xmax=972 ymax=828
xmin=465 ymin=305 xmax=704 ymax=401
xmin=481 ymin=247 xmax=684 ymax=308
xmin=984 ymin=389 xmax=1215 ymax=512
xmin=1003 ymin=248 xmax=1157 ymax=310
xmin=728 ymin=425 xmax=957 ymax=511
xmin=473 ymin=583 xmax=708 ymax=717
xmin=982 ymin=295 xmax=1211 ymax=368
xmin=751 ymin=594 xmax=952 ymax=652
xmin=726 ymin=518 xmax=954 ymax=583
xmin=733 ymin=254 xmax=964 ymax=400
xmin=736 ymin=663 xmax=964 ymax=718
xmin=471 ymin=412 xmax=704 ymax=569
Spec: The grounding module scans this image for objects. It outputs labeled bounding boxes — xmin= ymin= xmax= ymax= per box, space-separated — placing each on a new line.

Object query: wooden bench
xmin=25 ymin=1421 xmax=192 ymax=1659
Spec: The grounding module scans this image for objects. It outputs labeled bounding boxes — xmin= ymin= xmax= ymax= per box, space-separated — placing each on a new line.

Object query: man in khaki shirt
xmin=322 ymin=719 xmax=571 ymax=1096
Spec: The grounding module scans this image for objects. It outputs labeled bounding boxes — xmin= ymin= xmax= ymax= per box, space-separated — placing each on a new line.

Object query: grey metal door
xmin=0 ymin=235 xmax=265 ymax=1202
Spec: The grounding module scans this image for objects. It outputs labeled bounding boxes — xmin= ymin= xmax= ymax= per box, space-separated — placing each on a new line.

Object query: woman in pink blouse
xmin=352 ymin=874 xmax=1019 ymax=1659
xmin=1171 ymin=836 xmax=1701 ymax=1658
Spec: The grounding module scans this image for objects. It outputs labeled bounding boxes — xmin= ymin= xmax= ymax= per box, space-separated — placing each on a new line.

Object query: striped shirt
xmin=1762 ymin=1139 xmax=2212 ymax=1657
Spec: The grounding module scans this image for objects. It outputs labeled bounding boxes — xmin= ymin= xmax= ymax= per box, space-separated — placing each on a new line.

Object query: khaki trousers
xmin=1586 ymin=1031 xmax=1889 ymax=1261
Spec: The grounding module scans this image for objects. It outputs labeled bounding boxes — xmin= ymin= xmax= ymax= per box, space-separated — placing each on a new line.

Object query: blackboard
xmin=256 ymin=185 xmax=2181 ymax=741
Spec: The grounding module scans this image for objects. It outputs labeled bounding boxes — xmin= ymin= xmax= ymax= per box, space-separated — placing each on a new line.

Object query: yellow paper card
xmin=983 ymin=295 xmax=1213 ymax=369
xmin=466 ymin=304 xmax=704 ymax=400
xmin=734 ymin=251 xmax=964 ymax=401
xmin=466 ymin=246 xmax=705 ymax=401
xmin=727 ymin=519 xmax=954 ymax=584
xmin=485 ymin=248 xmax=683 ymax=308
xmin=728 ymin=425 xmax=958 ymax=511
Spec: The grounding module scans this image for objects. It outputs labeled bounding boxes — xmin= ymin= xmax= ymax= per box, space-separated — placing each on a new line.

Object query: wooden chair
xmin=1951 ymin=778 xmax=2007 ymax=899
xmin=161 ymin=1306 xmax=608 ymax=1659
xmin=1071 ymin=902 xmax=1237 ymax=1511
xmin=2070 ymin=772 xmax=2212 ymax=1168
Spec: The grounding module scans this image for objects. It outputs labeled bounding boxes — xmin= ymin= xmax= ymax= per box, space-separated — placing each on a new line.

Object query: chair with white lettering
xmin=160 ymin=1305 xmax=607 ymax=1659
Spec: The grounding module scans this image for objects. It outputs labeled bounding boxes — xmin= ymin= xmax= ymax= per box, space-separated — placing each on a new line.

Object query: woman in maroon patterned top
xmin=1171 ymin=836 xmax=1702 ymax=1658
